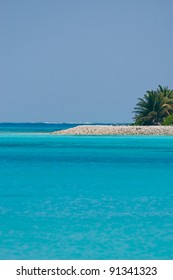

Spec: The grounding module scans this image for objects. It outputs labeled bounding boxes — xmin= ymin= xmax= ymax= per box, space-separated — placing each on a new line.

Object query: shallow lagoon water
xmin=0 ymin=133 xmax=173 ymax=259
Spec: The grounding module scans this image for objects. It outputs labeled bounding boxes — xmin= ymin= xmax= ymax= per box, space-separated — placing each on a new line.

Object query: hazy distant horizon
xmin=0 ymin=121 xmax=131 ymax=124
xmin=1 ymin=0 xmax=173 ymax=123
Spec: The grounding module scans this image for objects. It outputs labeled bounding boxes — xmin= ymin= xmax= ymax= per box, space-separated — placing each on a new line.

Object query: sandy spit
xmin=51 ymin=125 xmax=173 ymax=135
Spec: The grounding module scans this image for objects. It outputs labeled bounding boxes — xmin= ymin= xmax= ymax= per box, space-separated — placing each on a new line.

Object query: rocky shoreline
xmin=52 ymin=125 xmax=173 ymax=135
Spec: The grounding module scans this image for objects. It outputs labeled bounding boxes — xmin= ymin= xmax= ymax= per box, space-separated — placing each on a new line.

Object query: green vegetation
xmin=133 ymin=85 xmax=173 ymax=125
xmin=162 ymin=114 xmax=173 ymax=125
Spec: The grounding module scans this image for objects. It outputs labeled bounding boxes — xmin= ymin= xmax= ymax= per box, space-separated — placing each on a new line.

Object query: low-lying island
xmin=52 ymin=125 xmax=173 ymax=135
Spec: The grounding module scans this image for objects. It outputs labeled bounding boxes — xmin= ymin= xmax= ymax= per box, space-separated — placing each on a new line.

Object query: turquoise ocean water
xmin=0 ymin=123 xmax=173 ymax=259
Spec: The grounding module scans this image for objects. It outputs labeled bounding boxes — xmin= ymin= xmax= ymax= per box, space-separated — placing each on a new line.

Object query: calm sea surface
xmin=0 ymin=123 xmax=173 ymax=259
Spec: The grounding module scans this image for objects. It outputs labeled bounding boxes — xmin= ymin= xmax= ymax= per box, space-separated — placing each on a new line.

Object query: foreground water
xmin=0 ymin=130 xmax=173 ymax=259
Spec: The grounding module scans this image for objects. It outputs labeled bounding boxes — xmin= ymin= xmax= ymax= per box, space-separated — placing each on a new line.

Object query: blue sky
xmin=0 ymin=0 xmax=173 ymax=122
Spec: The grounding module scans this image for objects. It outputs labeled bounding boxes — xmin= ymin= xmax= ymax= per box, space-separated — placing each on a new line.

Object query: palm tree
xmin=157 ymin=85 xmax=173 ymax=99
xmin=133 ymin=86 xmax=173 ymax=125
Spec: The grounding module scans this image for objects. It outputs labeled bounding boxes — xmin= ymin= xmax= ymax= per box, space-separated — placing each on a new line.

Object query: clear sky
xmin=0 ymin=0 xmax=173 ymax=123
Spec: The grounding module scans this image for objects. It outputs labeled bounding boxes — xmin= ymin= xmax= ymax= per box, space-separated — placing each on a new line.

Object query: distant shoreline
xmin=52 ymin=125 xmax=173 ymax=135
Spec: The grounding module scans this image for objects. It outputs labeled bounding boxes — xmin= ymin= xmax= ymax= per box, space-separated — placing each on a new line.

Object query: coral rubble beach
xmin=52 ymin=125 xmax=173 ymax=135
